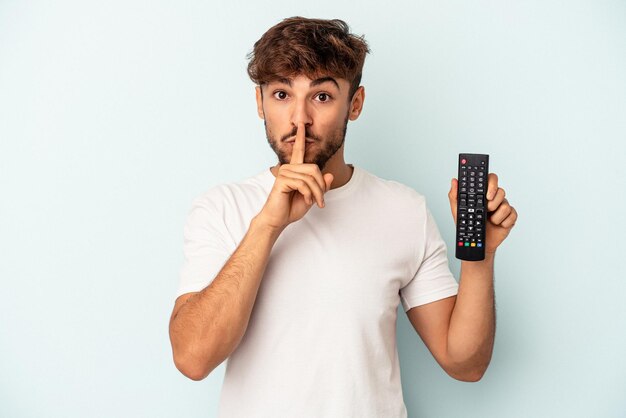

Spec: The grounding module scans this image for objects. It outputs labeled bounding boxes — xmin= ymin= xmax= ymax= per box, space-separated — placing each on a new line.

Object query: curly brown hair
xmin=246 ymin=16 xmax=370 ymax=100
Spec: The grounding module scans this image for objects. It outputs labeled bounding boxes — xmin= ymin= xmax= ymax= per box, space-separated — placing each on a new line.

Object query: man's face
xmin=256 ymin=74 xmax=355 ymax=171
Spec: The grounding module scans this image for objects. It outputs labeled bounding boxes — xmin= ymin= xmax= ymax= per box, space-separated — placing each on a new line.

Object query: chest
xmin=258 ymin=209 xmax=418 ymax=321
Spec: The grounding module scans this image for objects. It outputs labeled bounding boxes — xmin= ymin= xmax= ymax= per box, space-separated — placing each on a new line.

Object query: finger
xmin=488 ymin=198 xmax=512 ymax=225
xmin=448 ymin=178 xmax=458 ymax=223
xmin=290 ymin=122 xmax=306 ymax=165
xmin=279 ymin=167 xmax=325 ymax=208
xmin=486 ymin=173 xmax=499 ymax=200
xmin=500 ymin=206 xmax=518 ymax=228
xmin=487 ymin=187 xmax=505 ymax=212
xmin=279 ymin=175 xmax=315 ymax=206
xmin=281 ymin=163 xmax=327 ymax=193
xmin=324 ymin=173 xmax=334 ymax=191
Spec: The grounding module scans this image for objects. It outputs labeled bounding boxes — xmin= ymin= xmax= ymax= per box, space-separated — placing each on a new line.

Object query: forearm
xmin=447 ymin=252 xmax=496 ymax=379
xmin=170 ymin=215 xmax=284 ymax=380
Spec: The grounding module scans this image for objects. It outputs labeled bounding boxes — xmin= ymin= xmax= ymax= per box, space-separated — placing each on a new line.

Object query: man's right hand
xmin=256 ymin=122 xmax=334 ymax=231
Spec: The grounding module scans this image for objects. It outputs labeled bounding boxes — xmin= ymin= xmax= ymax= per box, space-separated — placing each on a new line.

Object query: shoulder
xmin=190 ymin=170 xmax=271 ymax=213
xmin=359 ymin=168 xmax=427 ymax=210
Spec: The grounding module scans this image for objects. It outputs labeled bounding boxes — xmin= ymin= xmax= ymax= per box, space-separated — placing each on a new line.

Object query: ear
xmin=255 ymin=86 xmax=265 ymax=120
xmin=348 ymin=86 xmax=365 ymax=121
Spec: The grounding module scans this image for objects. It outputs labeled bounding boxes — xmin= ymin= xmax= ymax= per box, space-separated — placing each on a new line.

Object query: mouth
xmin=284 ymin=138 xmax=316 ymax=149
xmin=284 ymin=137 xmax=315 ymax=144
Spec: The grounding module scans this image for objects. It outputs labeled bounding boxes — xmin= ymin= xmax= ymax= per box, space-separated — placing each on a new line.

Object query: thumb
xmin=324 ymin=173 xmax=334 ymax=192
xmin=448 ymin=178 xmax=458 ymax=224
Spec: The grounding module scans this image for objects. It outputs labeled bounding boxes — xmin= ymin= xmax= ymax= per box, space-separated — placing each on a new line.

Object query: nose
xmin=290 ymin=97 xmax=313 ymax=131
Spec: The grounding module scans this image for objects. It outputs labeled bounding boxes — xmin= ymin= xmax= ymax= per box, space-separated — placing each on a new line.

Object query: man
xmin=169 ymin=16 xmax=517 ymax=417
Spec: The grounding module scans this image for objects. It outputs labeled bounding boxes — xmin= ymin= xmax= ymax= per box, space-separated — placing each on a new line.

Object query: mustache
xmin=280 ymin=128 xmax=321 ymax=142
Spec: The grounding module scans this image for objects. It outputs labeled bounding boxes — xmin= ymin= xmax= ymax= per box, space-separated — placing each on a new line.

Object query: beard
xmin=264 ymin=113 xmax=349 ymax=172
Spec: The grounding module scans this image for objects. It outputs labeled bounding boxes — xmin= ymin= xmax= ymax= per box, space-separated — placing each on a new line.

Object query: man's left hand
xmin=448 ymin=173 xmax=518 ymax=254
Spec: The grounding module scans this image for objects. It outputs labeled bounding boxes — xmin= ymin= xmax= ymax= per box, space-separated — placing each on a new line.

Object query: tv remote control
xmin=455 ymin=153 xmax=489 ymax=261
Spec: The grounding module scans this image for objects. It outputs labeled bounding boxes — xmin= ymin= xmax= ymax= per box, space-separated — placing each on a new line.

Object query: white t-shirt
xmin=176 ymin=164 xmax=459 ymax=418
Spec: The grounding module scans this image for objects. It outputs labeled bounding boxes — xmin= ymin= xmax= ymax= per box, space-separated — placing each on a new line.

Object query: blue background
xmin=1 ymin=1 xmax=625 ymax=417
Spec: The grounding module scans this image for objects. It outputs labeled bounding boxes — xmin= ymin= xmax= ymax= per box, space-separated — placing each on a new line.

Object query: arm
xmin=447 ymin=253 xmax=496 ymax=379
xmin=407 ymin=173 xmax=516 ymax=382
xmin=406 ymin=251 xmax=494 ymax=382
xmin=169 ymin=216 xmax=284 ymax=381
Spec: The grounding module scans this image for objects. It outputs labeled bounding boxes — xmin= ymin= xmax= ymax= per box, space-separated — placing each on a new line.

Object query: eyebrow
xmin=275 ymin=76 xmax=340 ymax=91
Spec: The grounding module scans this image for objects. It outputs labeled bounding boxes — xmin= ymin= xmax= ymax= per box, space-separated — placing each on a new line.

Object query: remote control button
xmin=461 ymin=187 xmax=467 ymax=192
xmin=468 ymin=208 xmax=475 ymax=213
xmin=464 ymin=242 xmax=469 ymax=247
xmin=471 ymin=243 xmax=476 ymax=247
xmin=477 ymin=243 xmax=482 ymax=247
xmin=478 ymin=171 xmax=484 ymax=177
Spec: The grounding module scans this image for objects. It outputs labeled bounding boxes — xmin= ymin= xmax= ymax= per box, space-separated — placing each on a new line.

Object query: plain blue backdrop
xmin=1 ymin=0 xmax=625 ymax=417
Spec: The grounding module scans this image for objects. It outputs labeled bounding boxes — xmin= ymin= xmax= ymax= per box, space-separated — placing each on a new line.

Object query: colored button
xmin=458 ymin=242 xmax=464 ymax=246
xmin=471 ymin=243 xmax=476 ymax=247
xmin=477 ymin=243 xmax=482 ymax=247
xmin=464 ymin=242 xmax=470 ymax=247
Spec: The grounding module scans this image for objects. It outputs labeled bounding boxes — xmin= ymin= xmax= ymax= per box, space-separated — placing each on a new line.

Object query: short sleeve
xmin=400 ymin=204 xmax=459 ymax=312
xmin=175 ymin=195 xmax=235 ymax=299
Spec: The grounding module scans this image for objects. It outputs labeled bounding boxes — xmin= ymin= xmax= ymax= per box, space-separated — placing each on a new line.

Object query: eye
xmin=272 ymin=90 xmax=288 ymax=100
xmin=316 ymin=92 xmax=331 ymax=102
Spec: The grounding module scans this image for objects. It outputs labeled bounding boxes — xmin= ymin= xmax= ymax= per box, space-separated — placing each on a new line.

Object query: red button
xmin=458 ymin=242 xmax=464 ymax=246
xmin=461 ymin=158 xmax=467 ymax=164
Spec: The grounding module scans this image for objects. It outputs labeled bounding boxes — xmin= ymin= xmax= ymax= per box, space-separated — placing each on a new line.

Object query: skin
xmin=169 ymin=72 xmax=519 ymax=382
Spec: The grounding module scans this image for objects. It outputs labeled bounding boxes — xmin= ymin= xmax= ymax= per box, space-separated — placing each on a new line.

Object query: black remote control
xmin=455 ymin=153 xmax=489 ymax=261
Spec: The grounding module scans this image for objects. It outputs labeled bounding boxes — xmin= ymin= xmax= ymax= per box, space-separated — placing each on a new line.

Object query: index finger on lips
xmin=291 ymin=122 xmax=305 ymax=165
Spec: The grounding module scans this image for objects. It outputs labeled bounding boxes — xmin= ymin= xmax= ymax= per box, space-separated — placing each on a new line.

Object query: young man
xmin=169 ymin=16 xmax=517 ymax=417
